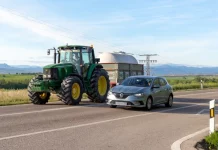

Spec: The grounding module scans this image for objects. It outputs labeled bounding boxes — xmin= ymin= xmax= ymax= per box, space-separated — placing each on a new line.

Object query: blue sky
xmin=0 ymin=0 xmax=218 ymax=66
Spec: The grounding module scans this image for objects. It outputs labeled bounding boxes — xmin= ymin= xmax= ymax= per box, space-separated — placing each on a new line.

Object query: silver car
xmin=107 ymin=76 xmax=173 ymax=110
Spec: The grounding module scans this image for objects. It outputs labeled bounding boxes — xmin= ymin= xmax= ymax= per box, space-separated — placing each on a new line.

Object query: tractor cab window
xmin=60 ymin=50 xmax=81 ymax=64
xmin=82 ymin=49 xmax=93 ymax=64
xmin=59 ymin=50 xmax=81 ymax=74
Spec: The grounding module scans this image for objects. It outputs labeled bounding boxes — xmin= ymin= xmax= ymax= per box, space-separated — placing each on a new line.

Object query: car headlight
xmin=108 ymin=91 xmax=112 ymax=95
xmin=134 ymin=93 xmax=144 ymax=97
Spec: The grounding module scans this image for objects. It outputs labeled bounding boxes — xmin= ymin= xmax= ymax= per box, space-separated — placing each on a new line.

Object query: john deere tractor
xmin=27 ymin=45 xmax=110 ymax=105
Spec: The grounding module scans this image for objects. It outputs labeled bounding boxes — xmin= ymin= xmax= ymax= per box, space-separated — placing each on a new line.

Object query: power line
xmin=0 ymin=5 xmax=124 ymax=51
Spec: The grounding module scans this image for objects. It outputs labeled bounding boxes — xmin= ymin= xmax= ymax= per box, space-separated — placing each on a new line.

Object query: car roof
xmin=128 ymin=75 xmax=166 ymax=79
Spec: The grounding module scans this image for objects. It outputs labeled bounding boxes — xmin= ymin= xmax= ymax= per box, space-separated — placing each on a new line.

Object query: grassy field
xmin=0 ymin=74 xmax=218 ymax=106
xmin=0 ymin=89 xmax=88 ymax=106
xmin=0 ymin=74 xmax=34 ymax=89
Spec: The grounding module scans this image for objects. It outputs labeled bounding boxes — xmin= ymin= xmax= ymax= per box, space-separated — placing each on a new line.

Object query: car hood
xmin=111 ymin=85 xmax=149 ymax=94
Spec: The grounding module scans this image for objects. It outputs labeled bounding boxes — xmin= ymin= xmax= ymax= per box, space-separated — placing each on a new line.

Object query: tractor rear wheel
xmin=28 ymin=77 xmax=50 ymax=104
xmin=89 ymin=68 xmax=110 ymax=103
xmin=60 ymin=76 xmax=83 ymax=105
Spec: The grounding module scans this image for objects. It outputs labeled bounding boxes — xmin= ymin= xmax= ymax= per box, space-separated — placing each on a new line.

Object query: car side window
xmin=153 ymin=78 xmax=160 ymax=87
xmin=160 ymin=78 xmax=167 ymax=86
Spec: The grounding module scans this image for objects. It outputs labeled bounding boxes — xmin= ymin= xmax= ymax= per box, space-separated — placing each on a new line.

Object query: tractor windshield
xmin=59 ymin=49 xmax=81 ymax=73
xmin=59 ymin=50 xmax=81 ymax=64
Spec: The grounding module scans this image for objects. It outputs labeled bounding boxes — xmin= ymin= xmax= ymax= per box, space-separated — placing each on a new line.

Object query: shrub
xmin=205 ymin=131 xmax=218 ymax=149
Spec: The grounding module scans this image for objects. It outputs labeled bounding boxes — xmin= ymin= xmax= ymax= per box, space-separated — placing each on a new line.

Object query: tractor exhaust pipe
xmin=47 ymin=47 xmax=57 ymax=64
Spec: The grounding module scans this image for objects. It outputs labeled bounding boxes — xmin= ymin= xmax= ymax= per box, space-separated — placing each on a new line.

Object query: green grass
xmin=0 ymin=74 xmax=35 ymax=89
xmin=205 ymin=131 xmax=218 ymax=149
xmin=0 ymin=89 xmax=88 ymax=106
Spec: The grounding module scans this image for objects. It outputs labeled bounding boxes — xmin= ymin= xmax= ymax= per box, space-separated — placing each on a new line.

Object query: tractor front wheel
xmin=89 ymin=69 xmax=110 ymax=103
xmin=28 ymin=77 xmax=50 ymax=104
xmin=60 ymin=76 xmax=83 ymax=105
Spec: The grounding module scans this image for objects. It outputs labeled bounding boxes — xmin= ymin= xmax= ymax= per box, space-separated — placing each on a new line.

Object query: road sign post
xmin=200 ymin=80 xmax=203 ymax=90
xmin=209 ymin=99 xmax=215 ymax=134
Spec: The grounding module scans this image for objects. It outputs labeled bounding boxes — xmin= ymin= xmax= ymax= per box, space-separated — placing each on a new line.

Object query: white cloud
xmin=0 ymin=7 xmax=124 ymax=54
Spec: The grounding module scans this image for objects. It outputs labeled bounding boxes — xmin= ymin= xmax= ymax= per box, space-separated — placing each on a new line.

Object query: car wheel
xmin=110 ymin=105 xmax=117 ymax=108
xmin=145 ymin=97 xmax=152 ymax=110
xmin=165 ymin=95 xmax=173 ymax=107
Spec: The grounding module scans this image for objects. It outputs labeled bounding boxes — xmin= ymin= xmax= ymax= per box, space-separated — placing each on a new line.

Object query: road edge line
xmin=171 ymin=124 xmax=218 ymax=150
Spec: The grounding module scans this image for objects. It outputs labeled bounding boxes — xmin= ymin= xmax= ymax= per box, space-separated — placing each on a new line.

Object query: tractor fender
xmin=86 ymin=64 xmax=103 ymax=81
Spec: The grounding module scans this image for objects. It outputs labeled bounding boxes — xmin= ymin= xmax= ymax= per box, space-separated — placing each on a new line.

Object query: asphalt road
xmin=0 ymin=89 xmax=217 ymax=150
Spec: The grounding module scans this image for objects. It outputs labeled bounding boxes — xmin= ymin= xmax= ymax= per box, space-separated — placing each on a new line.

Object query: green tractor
xmin=28 ymin=45 xmax=110 ymax=105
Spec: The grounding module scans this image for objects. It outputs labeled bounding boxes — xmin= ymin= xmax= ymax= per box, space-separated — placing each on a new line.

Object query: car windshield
xmin=121 ymin=77 xmax=153 ymax=87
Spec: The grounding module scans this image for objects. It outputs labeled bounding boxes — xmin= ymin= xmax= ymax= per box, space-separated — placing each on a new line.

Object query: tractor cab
xmin=48 ymin=45 xmax=99 ymax=76
xmin=58 ymin=45 xmax=95 ymax=75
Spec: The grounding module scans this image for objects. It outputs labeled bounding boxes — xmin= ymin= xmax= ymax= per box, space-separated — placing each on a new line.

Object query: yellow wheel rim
xmin=72 ymin=83 xmax=80 ymax=99
xmin=98 ymin=76 xmax=107 ymax=96
xmin=39 ymin=93 xmax=47 ymax=99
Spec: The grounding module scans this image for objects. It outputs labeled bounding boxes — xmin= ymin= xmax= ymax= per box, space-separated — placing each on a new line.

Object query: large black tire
xmin=88 ymin=68 xmax=110 ymax=103
xmin=110 ymin=105 xmax=117 ymax=108
xmin=59 ymin=76 xmax=83 ymax=105
xmin=28 ymin=76 xmax=50 ymax=104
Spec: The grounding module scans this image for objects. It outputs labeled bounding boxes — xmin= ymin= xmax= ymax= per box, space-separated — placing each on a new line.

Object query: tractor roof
xmin=58 ymin=45 xmax=92 ymax=50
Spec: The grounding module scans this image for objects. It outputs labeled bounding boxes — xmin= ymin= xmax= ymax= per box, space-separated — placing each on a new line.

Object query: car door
xmin=159 ymin=78 xmax=169 ymax=103
xmin=151 ymin=78 xmax=162 ymax=104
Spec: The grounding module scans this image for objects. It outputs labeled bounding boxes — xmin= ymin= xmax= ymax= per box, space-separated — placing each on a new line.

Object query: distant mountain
xmin=11 ymin=65 xmax=42 ymax=69
xmin=1 ymin=63 xmax=218 ymax=75
xmin=150 ymin=64 xmax=218 ymax=76
xmin=0 ymin=64 xmax=42 ymax=74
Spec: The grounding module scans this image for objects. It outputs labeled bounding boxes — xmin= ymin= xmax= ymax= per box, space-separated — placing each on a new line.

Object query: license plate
xmin=116 ymin=102 xmax=127 ymax=105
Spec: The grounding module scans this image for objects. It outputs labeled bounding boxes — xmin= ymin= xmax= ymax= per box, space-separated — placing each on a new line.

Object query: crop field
xmin=0 ymin=74 xmax=218 ymax=105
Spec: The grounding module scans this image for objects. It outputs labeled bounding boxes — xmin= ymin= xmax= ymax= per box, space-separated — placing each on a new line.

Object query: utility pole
xmin=138 ymin=54 xmax=157 ymax=76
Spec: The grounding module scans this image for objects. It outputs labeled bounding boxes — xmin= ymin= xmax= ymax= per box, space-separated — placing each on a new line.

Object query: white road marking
xmin=0 ymin=103 xmax=105 ymax=117
xmin=171 ymin=124 xmax=218 ymax=150
xmin=175 ymin=91 xmax=217 ymax=97
xmin=196 ymin=109 xmax=207 ymax=115
xmin=0 ymin=104 xmax=199 ymax=141
xmin=196 ymin=109 xmax=218 ymax=115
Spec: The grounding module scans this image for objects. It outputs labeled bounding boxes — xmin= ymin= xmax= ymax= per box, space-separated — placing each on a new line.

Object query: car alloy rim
xmin=147 ymin=98 xmax=152 ymax=109
xmin=169 ymin=96 xmax=173 ymax=106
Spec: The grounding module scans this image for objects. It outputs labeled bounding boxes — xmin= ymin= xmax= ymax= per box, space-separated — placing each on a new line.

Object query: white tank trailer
xmin=98 ymin=52 xmax=144 ymax=88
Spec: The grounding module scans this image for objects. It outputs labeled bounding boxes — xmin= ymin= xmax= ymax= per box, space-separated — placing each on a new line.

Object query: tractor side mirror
xmin=47 ymin=49 xmax=50 ymax=55
xmin=95 ymin=58 xmax=100 ymax=64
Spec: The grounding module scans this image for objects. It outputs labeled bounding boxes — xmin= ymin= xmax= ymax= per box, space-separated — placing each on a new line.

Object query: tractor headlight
xmin=134 ymin=93 xmax=144 ymax=97
xmin=43 ymin=68 xmax=58 ymax=79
